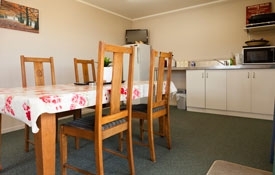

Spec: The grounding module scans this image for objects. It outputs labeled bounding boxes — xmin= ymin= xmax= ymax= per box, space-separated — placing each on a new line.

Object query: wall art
xmin=0 ymin=0 xmax=39 ymax=33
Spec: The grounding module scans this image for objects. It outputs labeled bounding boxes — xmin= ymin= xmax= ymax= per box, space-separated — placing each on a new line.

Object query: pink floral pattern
xmin=2 ymin=96 xmax=15 ymax=116
xmin=71 ymin=94 xmax=87 ymax=110
xmin=40 ymin=95 xmax=62 ymax=110
xmin=121 ymin=87 xmax=127 ymax=95
xmin=22 ymin=103 xmax=31 ymax=121
xmin=132 ymin=88 xmax=140 ymax=100
xmin=0 ymin=82 xmax=177 ymax=133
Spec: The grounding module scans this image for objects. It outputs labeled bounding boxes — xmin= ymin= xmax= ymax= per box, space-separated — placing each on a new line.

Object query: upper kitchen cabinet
xmin=186 ymin=70 xmax=226 ymax=110
xmin=227 ymin=69 xmax=275 ymax=115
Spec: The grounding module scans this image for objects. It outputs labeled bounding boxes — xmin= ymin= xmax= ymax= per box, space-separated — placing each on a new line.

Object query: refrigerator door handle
xmin=137 ymin=46 xmax=140 ymax=64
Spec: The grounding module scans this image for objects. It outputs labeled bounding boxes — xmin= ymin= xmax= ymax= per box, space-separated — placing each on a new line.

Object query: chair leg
xmin=95 ymin=139 xmax=104 ymax=175
xmin=60 ymin=126 xmax=68 ymax=175
xmin=158 ymin=117 xmax=165 ymax=137
xmin=73 ymin=109 xmax=81 ymax=150
xmin=164 ymin=114 xmax=172 ymax=149
xmin=24 ymin=124 xmax=30 ymax=152
xmin=126 ymin=130 xmax=135 ymax=174
xmin=56 ymin=118 xmax=59 ymax=142
xmin=139 ymin=119 xmax=144 ymax=141
xmin=118 ymin=132 xmax=124 ymax=152
xmin=148 ymin=118 xmax=156 ymax=162
xmin=73 ymin=109 xmax=82 ymax=120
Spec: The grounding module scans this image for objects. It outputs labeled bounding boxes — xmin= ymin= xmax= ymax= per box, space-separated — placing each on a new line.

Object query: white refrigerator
xmin=123 ymin=44 xmax=151 ymax=81
xmin=123 ymin=44 xmax=151 ymax=103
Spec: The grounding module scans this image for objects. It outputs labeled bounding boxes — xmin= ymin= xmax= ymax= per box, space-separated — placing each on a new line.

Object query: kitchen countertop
xmin=164 ymin=64 xmax=275 ymax=70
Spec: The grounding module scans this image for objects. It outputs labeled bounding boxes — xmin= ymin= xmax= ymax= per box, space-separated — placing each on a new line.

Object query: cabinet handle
xmin=206 ymin=72 xmax=208 ymax=78
xmin=202 ymin=73 xmax=204 ymax=78
xmin=247 ymin=72 xmax=250 ymax=78
xmin=253 ymin=72 xmax=255 ymax=78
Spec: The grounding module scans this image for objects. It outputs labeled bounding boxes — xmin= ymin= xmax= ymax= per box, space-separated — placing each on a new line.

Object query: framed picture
xmin=0 ymin=0 xmax=39 ymax=33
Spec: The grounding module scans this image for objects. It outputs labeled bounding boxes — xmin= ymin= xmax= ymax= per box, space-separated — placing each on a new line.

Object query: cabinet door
xmin=186 ymin=70 xmax=205 ymax=108
xmin=205 ymin=70 xmax=226 ymax=110
xmin=227 ymin=70 xmax=251 ymax=112
xmin=251 ymin=69 xmax=275 ymax=114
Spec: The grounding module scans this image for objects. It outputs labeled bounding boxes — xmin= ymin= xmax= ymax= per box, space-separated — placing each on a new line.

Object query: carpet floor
xmin=0 ymin=106 xmax=273 ymax=174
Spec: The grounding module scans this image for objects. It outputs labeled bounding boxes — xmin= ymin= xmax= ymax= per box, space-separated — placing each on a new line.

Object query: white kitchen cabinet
xmin=205 ymin=70 xmax=227 ymax=110
xmin=251 ymin=69 xmax=275 ymax=114
xmin=186 ymin=70 xmax=205 ymax=108
xmin=186 ymin=70 xmax=226 ymax=110
xmin=227 ymin=69 xmax=275 ymax=115
xmin=227 ymin=70 xmax=251 ymax=112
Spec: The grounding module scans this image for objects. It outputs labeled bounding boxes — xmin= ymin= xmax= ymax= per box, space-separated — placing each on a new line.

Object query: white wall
xmin=131 ymin=0 xmax=275 ymax=103
xmin=131 ymin=0 xmax=275 ymax=93
xmin=0 ymin=0 xmax=131 ymax=133
xmin=132 ymin=0 xmax=275 ymax=61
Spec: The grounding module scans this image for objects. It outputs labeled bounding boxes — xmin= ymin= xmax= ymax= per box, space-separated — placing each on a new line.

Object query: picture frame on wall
xmin=0 ymin=0 xmax=39 ymax=33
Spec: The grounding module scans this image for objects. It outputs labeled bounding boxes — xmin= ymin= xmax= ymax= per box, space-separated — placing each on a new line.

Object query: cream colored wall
xmin=132 ymin=0 xmax=275 ymax=62
xmin=0 ymin=0 xmax=131 ymax=133
xmin=132 ymin=0 xmax=275 ymax=103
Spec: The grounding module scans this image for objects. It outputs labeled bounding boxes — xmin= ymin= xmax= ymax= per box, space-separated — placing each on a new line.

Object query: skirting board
xmin=2 ymin=124 xmax=24 ymax=134
xmin=187 ymin=107 xmax=273 ymax=120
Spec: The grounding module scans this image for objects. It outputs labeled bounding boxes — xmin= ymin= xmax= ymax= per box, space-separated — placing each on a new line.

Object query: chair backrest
xmin=74 ymin=58 xmax=96 ymax=83
xmin=95 ymin=41 xmax=135 ymax=138
xmin=148 ymin=50 xmax=173 ymax=115
xmin=20 ymin=55 xmax=56 ymax=87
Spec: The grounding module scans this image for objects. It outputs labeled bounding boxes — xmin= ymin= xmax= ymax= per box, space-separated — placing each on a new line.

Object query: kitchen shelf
xmin=244 ymin=24 xmax=275 ymax=33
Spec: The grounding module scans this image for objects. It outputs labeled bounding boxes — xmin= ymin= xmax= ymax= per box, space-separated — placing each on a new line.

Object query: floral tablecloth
xmin=0 ymin=81 xmax=177 ymax=133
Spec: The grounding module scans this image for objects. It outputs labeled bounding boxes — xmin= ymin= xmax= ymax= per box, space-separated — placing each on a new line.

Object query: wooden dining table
xmin=0 ymin=81 xmax=177 ymax=175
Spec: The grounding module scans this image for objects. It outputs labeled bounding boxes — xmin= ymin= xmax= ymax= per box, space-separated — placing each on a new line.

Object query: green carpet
xmin=0 ymin=106 xmax=273 ymax=174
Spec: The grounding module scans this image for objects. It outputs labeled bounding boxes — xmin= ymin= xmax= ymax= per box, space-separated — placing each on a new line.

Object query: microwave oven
xmin=243 ymin=46 xmax=275 ymax=64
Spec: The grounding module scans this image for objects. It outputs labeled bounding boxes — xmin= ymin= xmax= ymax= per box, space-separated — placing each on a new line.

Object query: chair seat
xmin=65 ymin=115 xmax=127 ymax=131
xmin=132 ymin=104 xmax=165 ymax=113
xmin=132 ymin=104 xmax=147 ymax=112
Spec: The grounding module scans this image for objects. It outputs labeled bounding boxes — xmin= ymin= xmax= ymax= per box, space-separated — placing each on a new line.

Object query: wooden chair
xmin=59 ymin=41 xmax=135 ymax=175
xmin=74 ymin=58 xmax=96 ymax=83
xmin=131 ymin=49 xmax=173 ymax=162
xmin=20 ymin=55 xmax=81 ymax=152
xmin=74 ymin=58 xmax=98 ymax=112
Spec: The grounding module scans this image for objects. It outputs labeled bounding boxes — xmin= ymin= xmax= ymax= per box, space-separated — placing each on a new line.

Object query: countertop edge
xmin=158 ymin=64 xmax=275 ymax=70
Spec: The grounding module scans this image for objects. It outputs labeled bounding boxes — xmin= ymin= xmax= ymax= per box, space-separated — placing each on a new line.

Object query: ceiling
xmin=77 ymin=0 xmax=230 ymax=20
